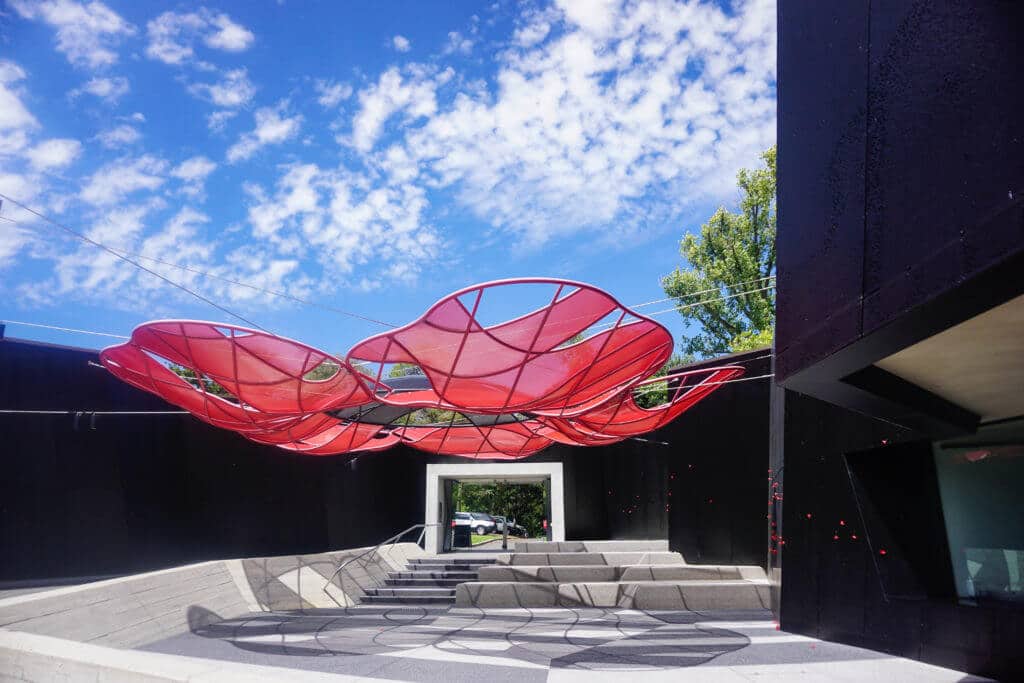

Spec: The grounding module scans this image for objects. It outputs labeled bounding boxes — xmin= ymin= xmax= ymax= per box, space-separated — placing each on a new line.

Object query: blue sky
xmin=0 ymin=0 xmax=775 ymax=356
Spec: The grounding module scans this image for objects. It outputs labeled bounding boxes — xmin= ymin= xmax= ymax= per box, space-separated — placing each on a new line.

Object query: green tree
xmin=660 ymin=145 xmax=776 ymax=357
xmin=387 ymin=362 xmax=424 ymax=378
xmin=452 ymin=481 xmax=546 ymax=537
xmin=633 ymin=353 xmax=693 ymax=409
xmin=169 ymin=365 xmax=235 ymax=400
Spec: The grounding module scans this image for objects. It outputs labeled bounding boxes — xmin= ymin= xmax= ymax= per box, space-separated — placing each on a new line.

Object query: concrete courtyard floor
xmin=141 ymin=606 xmax=990 ymax=682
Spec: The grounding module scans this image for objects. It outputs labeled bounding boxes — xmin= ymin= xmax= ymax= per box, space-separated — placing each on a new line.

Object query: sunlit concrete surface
xmin=139 ymin=607 xmax=991 ymax=682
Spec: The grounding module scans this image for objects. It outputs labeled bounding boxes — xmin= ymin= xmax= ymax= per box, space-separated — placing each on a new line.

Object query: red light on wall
xmin=839 ymin=520 xmax=846 ymax=526
xmin=805 ymin=513 xmax=812 ymax=519
xmin=851 ymin=534 xmax=858 ymax=540
xmin=879 ymin=548 xmax=887 ymax=556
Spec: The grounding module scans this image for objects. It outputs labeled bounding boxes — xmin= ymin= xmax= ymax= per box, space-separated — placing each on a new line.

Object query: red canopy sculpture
xmin=100 ymin=278 xmax=743 ymax=459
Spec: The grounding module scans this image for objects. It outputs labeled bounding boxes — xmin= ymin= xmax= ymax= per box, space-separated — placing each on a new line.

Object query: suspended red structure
xmin=99 ymin=278 xmax=743 ymax=459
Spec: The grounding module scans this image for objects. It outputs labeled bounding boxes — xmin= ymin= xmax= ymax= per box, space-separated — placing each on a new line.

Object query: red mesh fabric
xmin=99 ymin=280 xmax=747 ymax=459
xmin=347 ymin=279 xmax=673 ymax=413
xmin=568 ymin=366 xmax=746 ymax=437
xmin=99 ymin=321 xmax=378 ymax=454
xmin=399 ymin=421 xmax=552 ymax=460
xmin=124 ymin=321 xmax=374 ymax=413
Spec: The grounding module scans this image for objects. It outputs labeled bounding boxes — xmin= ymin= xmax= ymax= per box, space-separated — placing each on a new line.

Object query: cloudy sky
xmin=0 ymin=0 xmax=775 ymax=355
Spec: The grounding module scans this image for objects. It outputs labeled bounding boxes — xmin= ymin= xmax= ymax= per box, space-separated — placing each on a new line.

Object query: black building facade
xmin=0 ymin=336 xmax=770 ymax=585
xmin=775 ymin=1 xmax=1024 ymax=678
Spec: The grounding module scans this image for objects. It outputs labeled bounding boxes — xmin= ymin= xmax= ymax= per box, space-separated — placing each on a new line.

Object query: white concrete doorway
xmin=425 ymin=462 xmax=565 ymax=555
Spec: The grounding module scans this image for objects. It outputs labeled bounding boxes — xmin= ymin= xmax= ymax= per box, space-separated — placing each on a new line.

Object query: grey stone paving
xmin=140 ymin=607 xmax=989 ymax=682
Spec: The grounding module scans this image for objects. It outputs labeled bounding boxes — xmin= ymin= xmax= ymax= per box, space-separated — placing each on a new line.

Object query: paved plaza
xmin=142 ymin=606 xmax=989 ymax=682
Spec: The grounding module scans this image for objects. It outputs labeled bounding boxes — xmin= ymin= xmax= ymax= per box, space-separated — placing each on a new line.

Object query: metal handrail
xmin=323 ymin=523 xmax=439 ymax=592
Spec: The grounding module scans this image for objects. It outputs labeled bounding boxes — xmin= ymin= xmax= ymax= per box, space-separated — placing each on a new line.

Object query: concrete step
xmin=477 ymin=564 xmax=766 ymax=583
xmin=455 ymin=579 xmax=770 ymax=610
xmin=407 ymin=563 xmax=492 ymax=572
xmin=498 ymin=551 xmax=684 ymax=566
xmin=389 ymin=571 xmax=478 ymax=580
xmin=365 ymin=587 xmax=456 ymax=598
xmin=513 ymin=540 xmax=670 ymax=553
xmin=385 ymin=578 xmax=468 ymax=587
xmin=409 ymin=557 xmax=497 ymax=565
xmin=360 ymin=594 xmax=456 ymax=605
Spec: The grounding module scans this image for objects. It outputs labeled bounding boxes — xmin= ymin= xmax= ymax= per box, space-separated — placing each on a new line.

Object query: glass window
xmin=935 ymin=419 xmax=1024 ymax=605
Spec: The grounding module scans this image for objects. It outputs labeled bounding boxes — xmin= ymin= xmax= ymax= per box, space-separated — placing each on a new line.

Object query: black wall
xmin=0 ymin=338 xmax=427 ymax=583
xmin=776 ymin=0 xmax=1024 ymax=383
xmin=776 ymin=389 xmax=1024 ymax=679
xmin=1 ymin=338 xmax=770 ymax=583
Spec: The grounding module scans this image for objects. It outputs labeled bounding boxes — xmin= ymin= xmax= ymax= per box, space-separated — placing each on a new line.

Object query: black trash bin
xmin=453 ymin=524 xmax=471 ymax=548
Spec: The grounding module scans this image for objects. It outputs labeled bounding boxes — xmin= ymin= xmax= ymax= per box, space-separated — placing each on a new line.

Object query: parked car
xmin=454 ymin=511 xmax=497 ymax=535
xmin=493 ymin=515 xmax=527 ymax=537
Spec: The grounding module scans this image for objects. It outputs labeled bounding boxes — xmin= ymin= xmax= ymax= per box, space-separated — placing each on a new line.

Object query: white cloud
xmin=146 ymin=8 xmax=254 ymax=65
xmin=206 ymin=109 xmax=238 ymax=132
xmin=10 ymin=0 xmax=135 ymax=69
xmin=314 ymin=79 xmax=352 ymax=108
xmin=226 ymin=103 xmax=302 ymax=163
xmin=96 ymin=124 xmax=141 ymax=148
xmin=243 ymin=162 xmax=440 ymax=285
xmin=392 ymin=35 xmax=411 ymax=52
xmin=442 ymin=31 xmax=473 ymax=55
xmin=80 ymin=155 xmax=167 ymax=205
xmin=349 ymin=66 xmax=447 ymax=152
xmin=0 ymin=61 xmax=38 ymax=135
xmin=0 ymin=171 xmax=40 ymax=268
xmin=69 ymin=75 xmax=130 ymax=102
xmin=26 ymin=137 xmax=81 ymax=170
xmin=347 ymin=0 xmax=778 ymax=245
xmin=188 ymin=68 xmax=255 ymax=107
xmin=171 ymin=155 xmax=216 ymax=197
xmin=204 ymin=12 xmax=255 ymax=51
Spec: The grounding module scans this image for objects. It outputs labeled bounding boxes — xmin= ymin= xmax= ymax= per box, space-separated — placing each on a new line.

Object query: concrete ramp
xmin=0 ymin=542 xmax=424 ymax=649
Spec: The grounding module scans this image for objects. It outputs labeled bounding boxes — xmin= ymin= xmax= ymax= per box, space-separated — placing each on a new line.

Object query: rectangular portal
xmin=425 ymin=462 xmax=564 ymax=555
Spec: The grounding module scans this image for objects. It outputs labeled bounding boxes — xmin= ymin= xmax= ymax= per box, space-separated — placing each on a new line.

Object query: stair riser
xmin=367 ymin=590 xmax=456 ymax=598
xmin=407 ymin=565 xmax=491 ymax=572
xmin=407 ymin=561 xmax=495 ymax=565
xmin=389 ymin=573 xmax=477 ymax=581
xmin=361 ymin=596 xmax=456 ymax=605
xmin=386 ymin=580 xmax=466 ymax=587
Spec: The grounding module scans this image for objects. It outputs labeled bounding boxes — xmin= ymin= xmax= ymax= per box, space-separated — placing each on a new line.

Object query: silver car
xmin=454 ymin=511 xmax=497 ymax=535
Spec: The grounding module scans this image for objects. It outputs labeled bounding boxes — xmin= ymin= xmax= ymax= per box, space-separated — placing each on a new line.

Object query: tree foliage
xmin=661 ymin=145 xmax=776 ymax=357
xmin=632 ymin=353 xmax=694 ymax=409
xmin=452 ymin=481 xmax=546 ymax=537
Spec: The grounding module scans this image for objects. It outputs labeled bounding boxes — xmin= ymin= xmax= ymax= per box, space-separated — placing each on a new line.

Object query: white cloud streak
xmin=227 ymin=103 xmax=302 ymax=163
xmin=69 ymin=75 xmax=130 ymax=102
xmin=187 ymin=68 xmax=256 ymax=107
xmin=26 ymin=138 xmax=82 ymax=170
xmin=80 ymin=155 xmax=168 ymax=205
xmin=145 ymin=8 xmax=254 ymax=65
xmin=10 ymin=0 xmax=135 ymax=69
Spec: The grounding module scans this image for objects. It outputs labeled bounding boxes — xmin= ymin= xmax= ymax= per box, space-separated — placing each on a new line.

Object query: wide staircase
xmin=455 ymin=540 xmax=770 ymax=610
xmin=358 ymin=541 xmax=769 ymax=610
xmin=360 ymin=556 xmax=496 ymax=605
